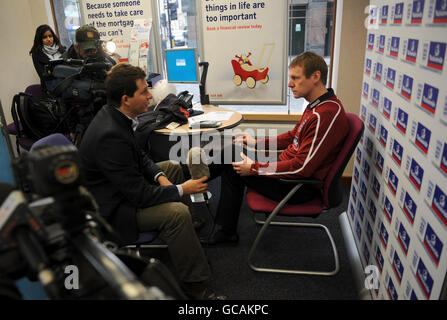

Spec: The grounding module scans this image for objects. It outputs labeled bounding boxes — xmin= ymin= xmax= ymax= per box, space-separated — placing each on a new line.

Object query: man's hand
xmin=232 ymin=152 xmax=254 ymax=176
xmin=233 ymin=132 xmax=256 ymax=147
xmin=181 ymin=176 xmax=209 ymax=195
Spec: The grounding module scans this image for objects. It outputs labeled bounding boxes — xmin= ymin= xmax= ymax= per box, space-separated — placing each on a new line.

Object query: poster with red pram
xmin=199 ymin=0 xmax=288 ymax=104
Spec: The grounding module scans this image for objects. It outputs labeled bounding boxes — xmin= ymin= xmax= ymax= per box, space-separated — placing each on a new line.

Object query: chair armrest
xmin=278 ymin=178 xmax=324 ymax=185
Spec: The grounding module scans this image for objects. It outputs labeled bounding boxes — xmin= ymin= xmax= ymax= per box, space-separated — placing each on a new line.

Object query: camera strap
xmin=51 ymin=71 xmax=81 ymax=97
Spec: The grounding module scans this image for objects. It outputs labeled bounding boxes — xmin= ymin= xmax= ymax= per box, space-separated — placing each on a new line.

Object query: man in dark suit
xmin=78 ymin=63 xmax=224 ymax=300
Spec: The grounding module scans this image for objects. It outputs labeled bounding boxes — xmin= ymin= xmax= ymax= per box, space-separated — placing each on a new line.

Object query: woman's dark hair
xmin=29 ymin=24 xmax=65 ymax=56
xmin=106 ymin=63 xmax=147 ymax=108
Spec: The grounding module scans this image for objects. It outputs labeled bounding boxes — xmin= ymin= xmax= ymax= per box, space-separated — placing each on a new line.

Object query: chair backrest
xmin=25 ymin=84 xmax=42 ymax=100
xmin=323 ymin=113 xmax=364 ymax=208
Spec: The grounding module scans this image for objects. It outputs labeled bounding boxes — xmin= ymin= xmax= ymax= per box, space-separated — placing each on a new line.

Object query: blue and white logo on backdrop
xmin=409 ymin=158 xmax=424 ymax=191
xmin=378 ymin=34 xmax=386 ymax=53
xmin=401 ymin=74 xmax=414 ymax=100
xmin=368 ymin=197 xmax=377 ymax=222
xmin=390 ymin=37 xmax=400 ymax=57
xmin=434 ymin=0 xmax=447 ymax=23
xmin=423 ymin=224 xmax=443 ymax=266
xmin=369 ymin=113 xmax=377 ymax=133
xmin=375 ymin=245 xmax=384 ymax=272
xmin=384 ymin=195 xmax=394 ymax=223
xmin=392 ymin=251 xmax=404 ymax=284
xmin=387 ymin=276 xmax=398 ymax=300
xmin=382 ymin=97 xmax=392 ymax=119
xmin=366 ymin=221 xmax=373 ymax=244
xmin=357 ymin=197 xmax=365 ymax=220
xmin=379 ymin=125 xmax=388 ymax=147
xmin=381 ymin=4 xmax=389 ymax=24
xmin=415 ymin=122 xmax=431 ymax=154
xmin=398 ymin=223 xmax=411 ymax=255
xmin=431 ymin=185 xmax=447 ymax=226
xmin=373 ymin=175 xmax=381 ymax=199
xmin=396 ymin=108 xmax=409 ymax=134
xmin=416 ymin=259 xmax=433 ymax=299
xmin=368 ymin=33 xmax=375 ymax=50
xmin=362 ymin=159 xmax=371 ymax=181
xmin=386 ymin=68 xmax=396 ymax=90
xmin=411 ymin=0 xmax=425 ymax=24
xmin=403 ymin=191 xmax=417 ymax=224
xmin=379 ymin=221 xmax=389 ymax=249
xmin=441 ymin=143 xmax=447 ymax=174
xmin=392 ymin=139 xmax=404 ymax=166
xmin=406 ymin=39 xmax=419 ymax=63
xmin=372 ymin=88 xmax=380 ymax=107
xmin=361 ymin=104 xmax=367 ymax=121
xmin=387 ymin=167 xmax=399 ymax=195
xmin=427 ymin=41 xmax=446 ymax=71
xmin=360 ymin=178 xmax=368 ymax=201
xmin=421 ymin=83 xmax=438 ymax=114
xmin=375 ymin=150 xmax=385 ymax=174
xmin=363 ymin=82 xmax=370 ymax=98
xmin=393 ymin=2 xmax=404 ymax=24
xmin=365 ymin=58 xmax=372 ymax=75
xmin=375 ymin=63 xmax=383 ymax=81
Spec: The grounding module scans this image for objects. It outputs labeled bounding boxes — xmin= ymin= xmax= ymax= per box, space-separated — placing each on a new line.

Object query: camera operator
xmin=62 ymin=25 xmax=116 ymax=66
xmin=44 ymin=25 xmax=116 ymax=146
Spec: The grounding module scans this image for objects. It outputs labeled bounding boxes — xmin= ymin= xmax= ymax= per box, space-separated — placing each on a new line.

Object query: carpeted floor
xmin=142 ymin=178 xmax=359 ymax=300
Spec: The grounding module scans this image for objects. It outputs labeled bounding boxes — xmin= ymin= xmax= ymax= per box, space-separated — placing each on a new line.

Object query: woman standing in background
xmin=29 ymin=24 xmax=65 ymax=97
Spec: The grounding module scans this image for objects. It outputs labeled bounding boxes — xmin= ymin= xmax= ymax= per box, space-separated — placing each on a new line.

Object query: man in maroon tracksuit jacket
xmin=204 ymin=51 xmax=349 ymax=245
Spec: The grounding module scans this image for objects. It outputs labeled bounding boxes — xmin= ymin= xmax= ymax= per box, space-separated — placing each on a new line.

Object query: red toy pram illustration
xmin=231 ymin=43 xmax=275 ymax=89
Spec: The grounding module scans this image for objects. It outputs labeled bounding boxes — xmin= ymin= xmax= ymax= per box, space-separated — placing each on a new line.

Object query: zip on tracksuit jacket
xmin=251 ymin=88 xmax=349 ymax=181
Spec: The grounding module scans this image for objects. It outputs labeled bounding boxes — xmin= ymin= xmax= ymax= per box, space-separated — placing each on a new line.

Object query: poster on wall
xmin=79 ymin=0 xmax=152 ymax=62
xmin=198 ymin=0 xmax=288 ymax=104
xmin=128 ymin=19 xmax=153 ymax=73
xmin=347 ymin=0 xmax=447 ymax=300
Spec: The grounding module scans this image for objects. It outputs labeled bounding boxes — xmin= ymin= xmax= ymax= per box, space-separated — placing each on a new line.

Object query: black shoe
xmin=182 ymin=282 xmax=227 ymax=300
xmin=200 ymin=230 xmax=239 ymax=246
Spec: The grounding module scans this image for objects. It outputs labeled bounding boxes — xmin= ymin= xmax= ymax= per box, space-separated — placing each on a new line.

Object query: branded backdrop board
xmin=347 ymin=0 xmax=447 ymax=300
xmin=198 ymin=0 xmax=288 ymax=104
xmin=79 ymin=0 xmax=153 ymax=61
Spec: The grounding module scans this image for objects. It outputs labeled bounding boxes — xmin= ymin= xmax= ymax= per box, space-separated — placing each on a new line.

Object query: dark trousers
xmin=136 ymin=161 xmax=211 ymax=283
xmin=208 ymin=145 xmax=319 ymax=235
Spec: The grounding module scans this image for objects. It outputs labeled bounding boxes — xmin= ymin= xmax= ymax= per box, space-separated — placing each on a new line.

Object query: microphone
xmin=186 ymin=147 xmax=211 ymax=202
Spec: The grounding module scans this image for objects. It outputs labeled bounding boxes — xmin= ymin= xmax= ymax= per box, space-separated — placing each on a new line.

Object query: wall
xmin=348 ymin=0 xmax=447 ymax=299
xmin=0 ymin=0 xmax=52 ymax=125
xmin=332 ymin=0 xmax=369 ymax=176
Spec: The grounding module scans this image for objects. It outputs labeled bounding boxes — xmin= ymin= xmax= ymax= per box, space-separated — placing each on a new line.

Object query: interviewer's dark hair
xmin=289 ymin=51 xmax=328 ymax=85
xmin=29 ymin=25 xmax=65 ymax=56
xmin=105 ymin=63 xmax=147 ymax=108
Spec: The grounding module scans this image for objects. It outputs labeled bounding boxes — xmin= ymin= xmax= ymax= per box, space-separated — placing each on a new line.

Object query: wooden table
xmin=148 ymin=105 xmax=243 ymax=162
xmin=153 ymin=105 xmax=243 ymax=135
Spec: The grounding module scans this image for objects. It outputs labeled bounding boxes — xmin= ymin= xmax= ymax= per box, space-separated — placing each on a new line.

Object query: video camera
xmin=0 ymin=146 xmax=178 ymax=299
xmin=43 ymin=56 xmax=113 ymax=146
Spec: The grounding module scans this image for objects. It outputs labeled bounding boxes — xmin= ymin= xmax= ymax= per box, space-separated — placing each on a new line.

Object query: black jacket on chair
xmin=78 ymin=105 xmax=181 ymax=243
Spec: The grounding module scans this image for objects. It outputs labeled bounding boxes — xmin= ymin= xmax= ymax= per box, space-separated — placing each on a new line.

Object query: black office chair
xmin=8 ymin=84 xmax=42 ymax=154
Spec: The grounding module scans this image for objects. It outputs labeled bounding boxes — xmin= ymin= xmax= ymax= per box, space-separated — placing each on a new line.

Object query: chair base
xmin=248 ymin=215 xmax=340 ymax=276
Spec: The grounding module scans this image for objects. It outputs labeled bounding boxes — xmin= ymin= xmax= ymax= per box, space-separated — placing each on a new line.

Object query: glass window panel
xmin=51 ymin=0 xmax=335 ymax=114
